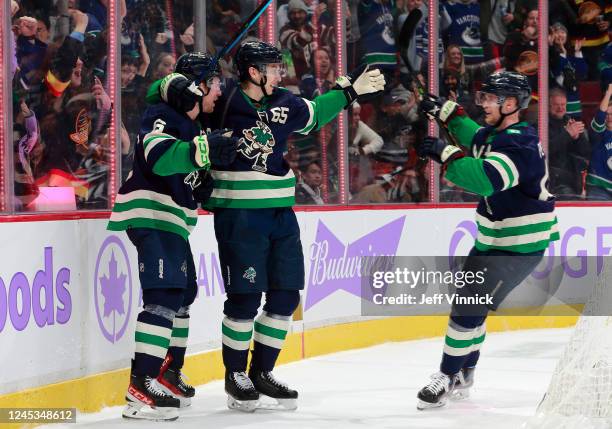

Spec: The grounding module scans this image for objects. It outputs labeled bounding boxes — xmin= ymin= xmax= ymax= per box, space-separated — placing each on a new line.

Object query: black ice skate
xmin=249 ymin=369 xmax=298 ymax=411
xmin=123 ymin=373 xmax=180 ymax=421
xmin=225 ymin=371 xmax=260 ymax=412
xmin=157 ymin=357 xmax=195 ymax=408
xmin=417 ymin=372 xmax=455 ymax=410
xmin=450 ymin=367 xmax=474 ymax=400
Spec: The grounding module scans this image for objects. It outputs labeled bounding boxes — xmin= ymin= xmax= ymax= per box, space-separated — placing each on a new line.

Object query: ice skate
xmin=417 ymin=372 xmax=455 ymax=410
xmin=249 ymin=369 xmax=298 ymax=411
xmin=225 ymin=371 xmax=260 ymax=412
xmin=122 ymin=374 xmax=180 ymax=421
xmin=450 ymin=367 xmax=474 ymax=400
xmin=157 ymin=357 xmax=195 ymax=408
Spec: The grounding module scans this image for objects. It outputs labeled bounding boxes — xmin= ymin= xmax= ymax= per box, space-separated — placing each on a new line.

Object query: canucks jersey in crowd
xmin=358 ymin=0 xmax=397 ymax=71
xmin=588 ymin=109 xmax=612 ymax=197
xmin=108 ymin=85 xmax=203 ymax=240
xmin=204 ymin=80 xmax=348 ymax=209
xmin=440 ymin=0 xmax=484 ymax=65
xmin=445 ymin=116 xmax=559 ymax=252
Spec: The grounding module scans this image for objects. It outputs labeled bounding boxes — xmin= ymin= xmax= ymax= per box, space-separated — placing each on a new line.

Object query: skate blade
xmin=257 ymin=396 xmax=298 ymax=411
xmin=122 ymin=403 xmax=179 ymax=421
xmin=227 ymin=395 xmax=259 ymax=413
xmin=158 ymin=384 xmax=192 ymax=408
xmin=450 ymin=387 xmax=470 ymax=400
xmin=417 ymin=398 xmax=447 ymax=410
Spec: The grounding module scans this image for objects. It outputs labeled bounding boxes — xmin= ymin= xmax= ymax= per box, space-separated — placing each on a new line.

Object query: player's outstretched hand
xmin=419 ymin=94 xmax=461 ymax=124
xmin=335 ymin=64 xmax=386 ymax=106
xmin=417 ymin=136 xmax=464 ymax=164
xmin=207 ymin=128 xmax=239 ymax=167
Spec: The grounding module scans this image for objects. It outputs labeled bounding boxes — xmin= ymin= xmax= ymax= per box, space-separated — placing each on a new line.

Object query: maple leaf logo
xmin=99 ymin=251 xmax=127 ymax=317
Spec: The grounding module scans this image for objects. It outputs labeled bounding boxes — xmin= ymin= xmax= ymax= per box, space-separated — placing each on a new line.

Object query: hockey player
xmin=415 ymin=71 xmax=559 ymax=409
xmin=108 ymin=67 xmax=238 ymax=420
xmin=203 ymin=40 xmax=385 ymax=412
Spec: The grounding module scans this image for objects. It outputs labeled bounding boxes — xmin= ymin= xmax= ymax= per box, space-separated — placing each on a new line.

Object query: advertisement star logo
xmin=94 ymin=235 xmax=133 ymax=343
xmin=305 ymin=217 xmax=405 ymax=310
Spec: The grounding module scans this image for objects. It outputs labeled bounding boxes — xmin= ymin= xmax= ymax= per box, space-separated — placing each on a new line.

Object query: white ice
xmin=43 ymin=327 xmax=573 ymax=429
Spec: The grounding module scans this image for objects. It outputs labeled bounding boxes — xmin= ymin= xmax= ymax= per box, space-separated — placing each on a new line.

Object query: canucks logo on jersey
xmin=238 ymin=121 xmax=276 ymax=173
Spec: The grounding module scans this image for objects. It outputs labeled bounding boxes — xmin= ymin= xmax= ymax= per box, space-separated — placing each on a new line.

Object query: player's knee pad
xmin=263 ymin=290 xmax=300 ymax=317
xmin=224 ymin=292 xmax=263 ymax=320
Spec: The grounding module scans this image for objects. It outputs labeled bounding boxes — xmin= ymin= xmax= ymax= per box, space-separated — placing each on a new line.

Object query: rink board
xmin=0 ymin=206 xmax=609 ymax=411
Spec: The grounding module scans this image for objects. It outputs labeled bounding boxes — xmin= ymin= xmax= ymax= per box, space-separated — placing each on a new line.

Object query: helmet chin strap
xmin=247 ymin=65 xmax=270 ymax=98
xmin=493 ymin=96 xmax=520 ymax=129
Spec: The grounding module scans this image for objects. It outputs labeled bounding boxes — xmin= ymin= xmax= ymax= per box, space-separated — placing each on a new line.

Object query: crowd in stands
xmin=9 ymin=0 xmax=612 ymax=212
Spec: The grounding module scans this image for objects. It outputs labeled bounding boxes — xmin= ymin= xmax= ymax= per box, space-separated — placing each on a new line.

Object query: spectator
xmin=150 ymin=52 xmax=175 ymax=81
xmin=504 ymin=7 xmax=538 ymax=76
xmin=300 ymin=47 xmax=336 ymax=99
xmin=358 ymin=0 xmax=397 ymax=74
xmin=587 ymin=83 xmax=612 ymax=200
xmin=510 ymin=0 xmax=537 ymax=30
xmin=296 ymin=160 xmax=325 ymax=204
xmin=279 ymin=0 xmax=334 ymax=81
xmin=601 ymin=42 xmax=612 ymax=89
xmin=440 ymin=0 xmax=484 ymax=65
xmin=348 ymin=102 xmax=384 ymax=195
xmin=549 ymin=23 xmax=587 ymax=119
xmin=480 ymin=0 xmax=515 ymax=62
xmin=13 ymin=99 xmax=40 ymax=209
xmin=570 ymin=0 xmax=611 ymax=80
xmin=548 ymin=87 xmax=591 ymax=199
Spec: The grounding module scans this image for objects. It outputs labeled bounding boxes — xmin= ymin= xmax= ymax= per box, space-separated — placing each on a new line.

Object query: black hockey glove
xmin=334 ymin=64 xmax=386 ymax=106
xmin=417 ymin=136 xmax=464 ymax=164
xmin=419 ymin=93 xmax=464 ymax=125
xmin=192 ymin=172 xmax=214 ymax=205
xmin=207 ymin=128 xmax=239 ymax=167
xmin=160 ymin=73 xmax=203 ymax=113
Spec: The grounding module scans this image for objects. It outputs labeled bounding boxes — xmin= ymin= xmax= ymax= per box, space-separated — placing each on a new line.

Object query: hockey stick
xmin=196 ymin=0 xmax=274 ymax=84
xmin=396 ymin=8 xmax=461 ymax=148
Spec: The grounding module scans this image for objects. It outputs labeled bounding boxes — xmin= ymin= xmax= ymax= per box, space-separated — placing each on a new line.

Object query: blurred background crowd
xmin=9 ymin=0 xmax=612 ymax=211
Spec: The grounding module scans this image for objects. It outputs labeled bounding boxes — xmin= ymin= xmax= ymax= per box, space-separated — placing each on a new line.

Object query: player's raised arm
xmin=293 ymin=65 xmax=386 ymax=135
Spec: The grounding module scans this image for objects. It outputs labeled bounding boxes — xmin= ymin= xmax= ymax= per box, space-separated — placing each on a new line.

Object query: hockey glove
xmin=160 ymin=73 xmax=203 ymax=113
xmin=417 ymin=136 xmax=464 ymax=164
xmin=334 ymin=64 xmax=386 ymax=106
xmin=192 ymin=172 xmax=214 ymax=205
xmin=419 ymin=94 xmax=464 ymax=124
xmin=207 ymin=128 xmax=239 ymax=167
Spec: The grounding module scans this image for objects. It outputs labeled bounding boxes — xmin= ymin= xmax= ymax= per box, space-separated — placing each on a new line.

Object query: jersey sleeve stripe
xmin=487 ymin=151 xmax=519 ymax=187
xmin=295 ymin=99 xmax=316 ymax=135
xmin=143 ymin=132 xmax=175 ymax=161
xmin=483 ymin=159 xmax=510 ymax=190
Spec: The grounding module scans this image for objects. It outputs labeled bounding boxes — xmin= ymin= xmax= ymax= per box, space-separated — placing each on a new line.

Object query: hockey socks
xmin=133 ymin=308 xmax=174 ymax=377
xmin=222 ymin=317 xmax=254 ymax=371
xmin=167 ymin=308 xmax=190 ymax=369
xmin=440 ymin=320 xmax=486 ymax=376
xmin=251 ymin=312 xmax=291 ymax=371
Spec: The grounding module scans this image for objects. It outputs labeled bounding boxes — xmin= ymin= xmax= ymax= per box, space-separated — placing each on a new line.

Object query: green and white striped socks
xmin=252 ymin=312 xmax=291 ymax=371
xmin=168 ymin=314 xmax=190 ymax=369
xmin=222 ymin=317 xmax=254 ymax=371
xmin=441 ymin=320 xmax=486 ymax=375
